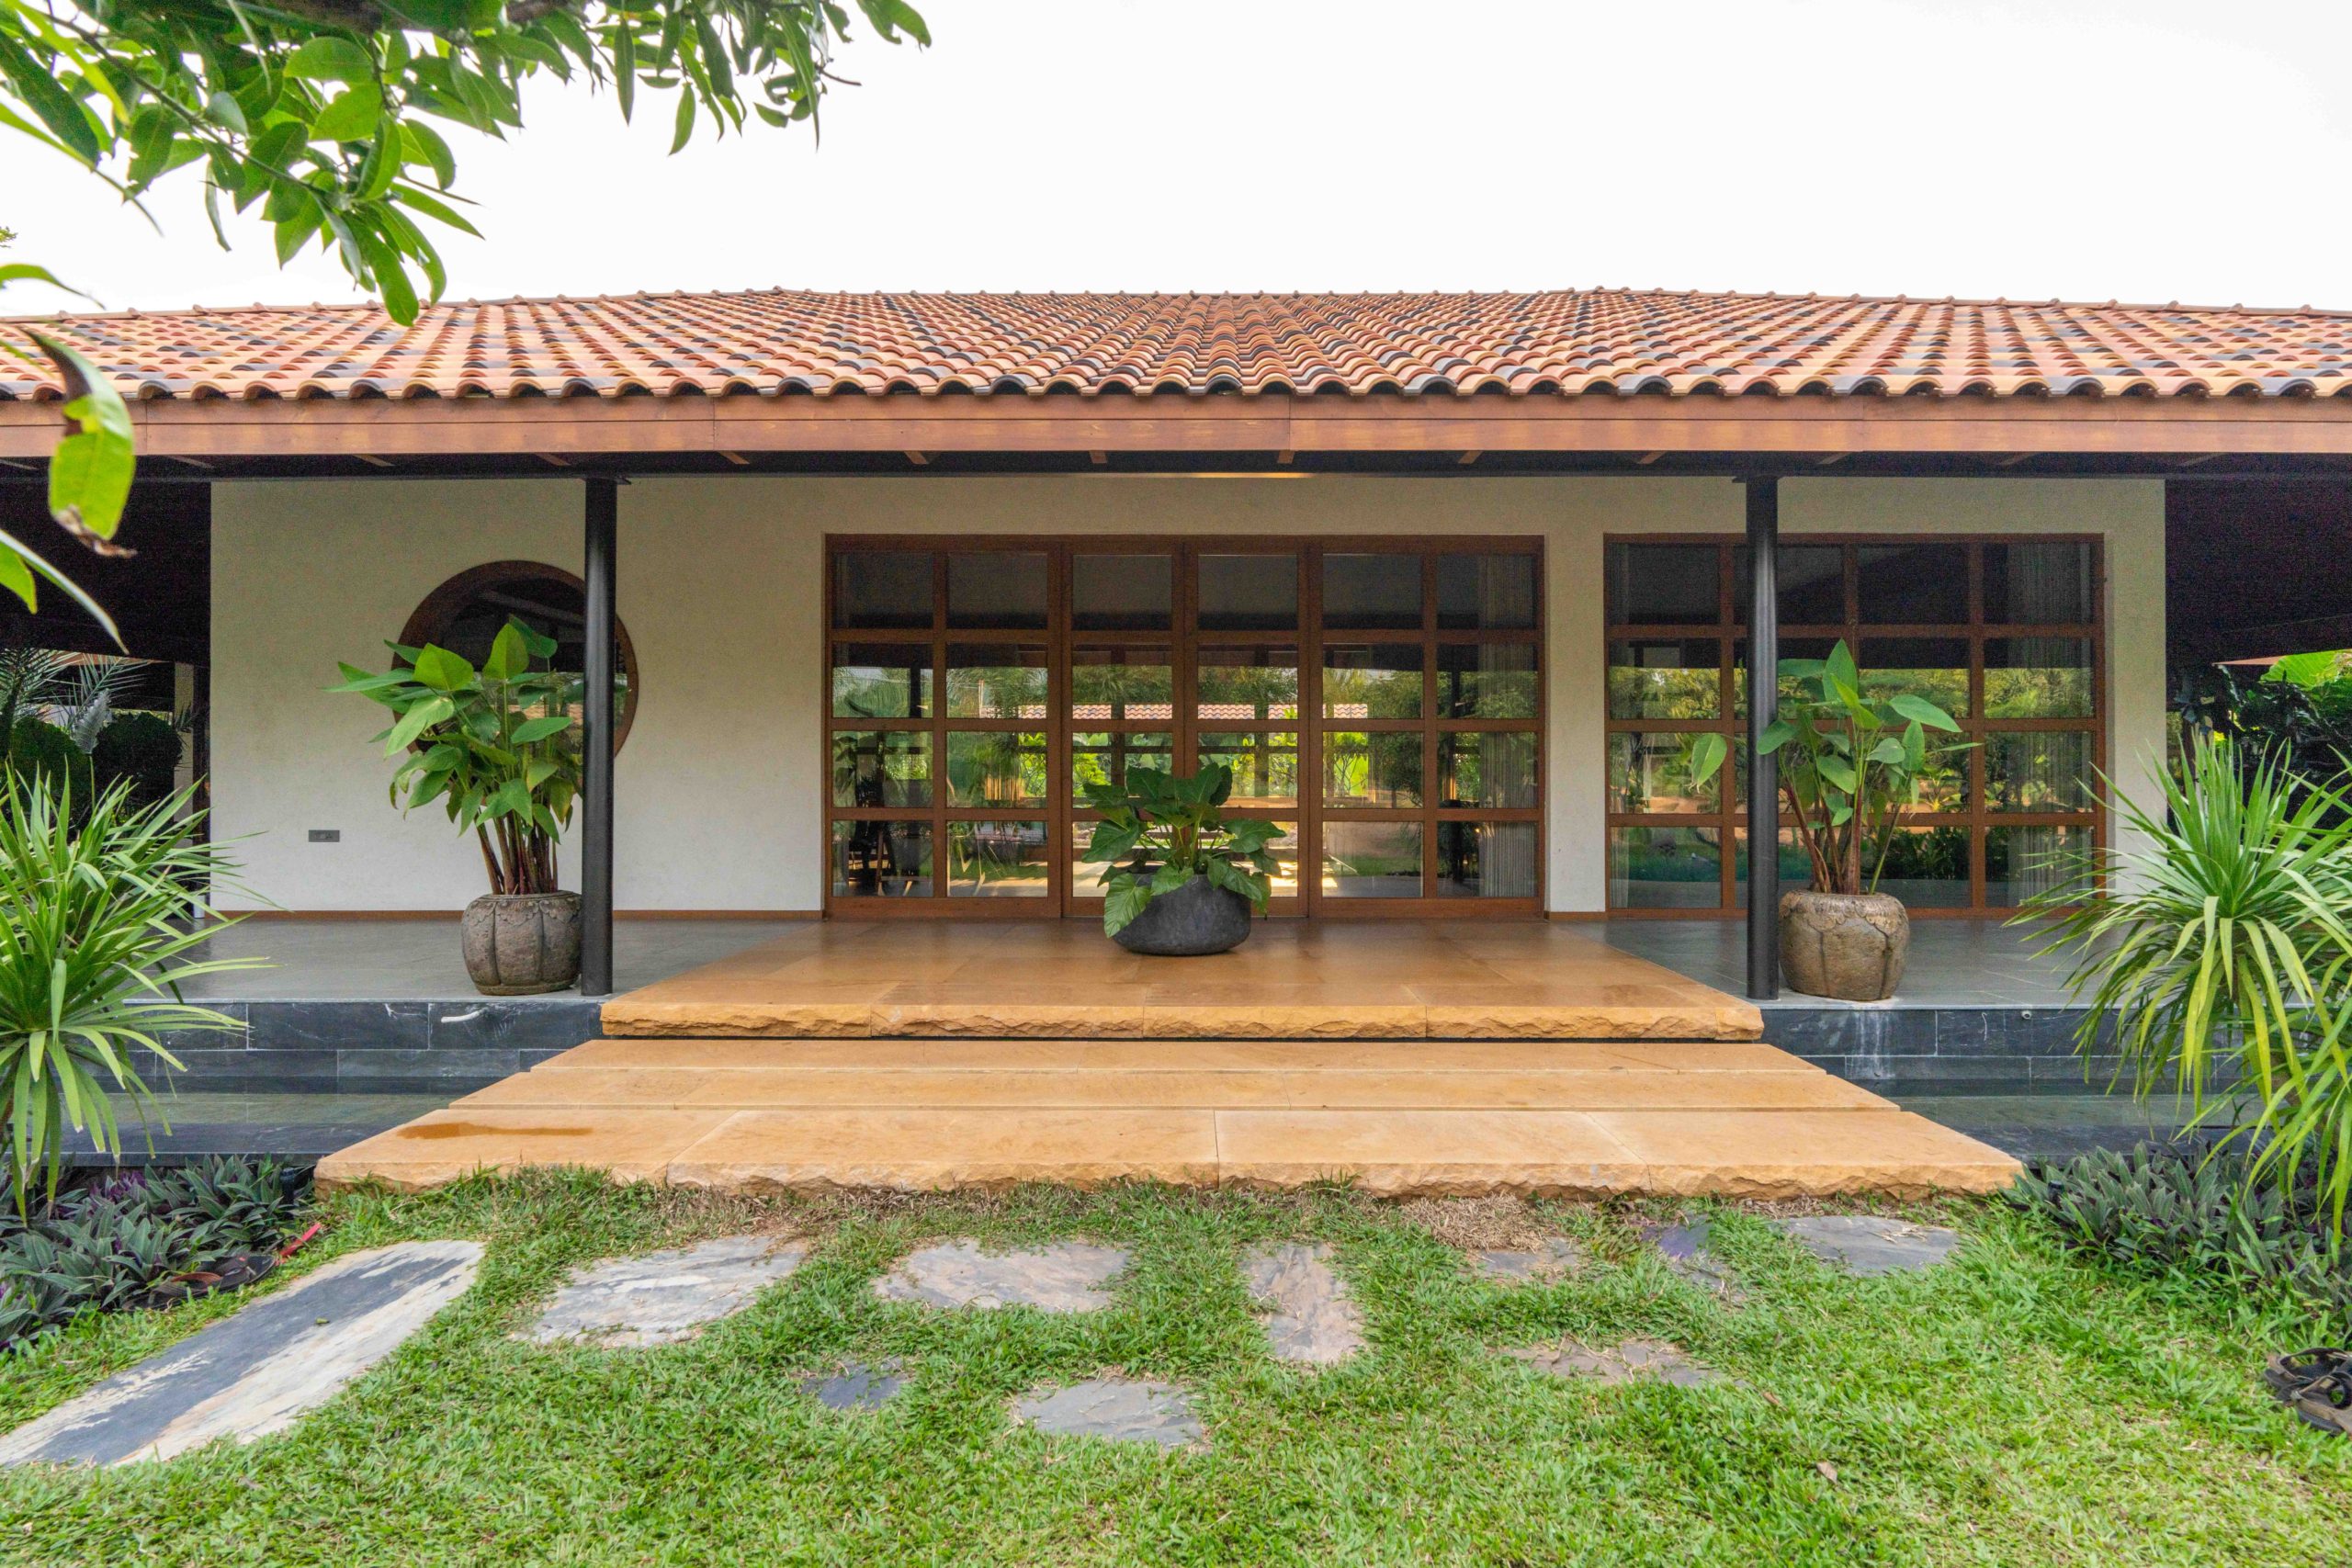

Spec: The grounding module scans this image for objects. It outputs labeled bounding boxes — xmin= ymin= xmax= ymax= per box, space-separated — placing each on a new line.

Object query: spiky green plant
xmin=2023 ymin=732 xmax=2352 ymax=1235
xmin=0 ymin=779 xmax=259 ymax=1208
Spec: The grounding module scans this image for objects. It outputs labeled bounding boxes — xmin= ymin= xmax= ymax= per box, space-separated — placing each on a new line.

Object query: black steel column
xmin=1744 ymin=477 xmax=1780 ymax=1000
xmin=580 ymin=478 xmax=618 ymax=998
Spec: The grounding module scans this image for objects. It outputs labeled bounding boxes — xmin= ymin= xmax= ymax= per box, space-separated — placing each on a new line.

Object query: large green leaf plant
xmin=1078 ymin=764 xmax=1278 ymax=938
xmin=332 ymin=615 xmax=593 ymax=896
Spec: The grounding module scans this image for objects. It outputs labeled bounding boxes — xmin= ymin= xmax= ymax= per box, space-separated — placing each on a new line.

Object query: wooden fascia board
xmin=4 ymin=390 xmax=2352 ymax=460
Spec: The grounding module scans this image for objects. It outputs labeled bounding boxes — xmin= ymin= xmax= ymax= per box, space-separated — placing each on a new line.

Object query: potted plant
xmin=1079 ymin=763 xmax=1278 ymax=955
xmin=333 ymin=617 xmax=592 ymax=995
xmin=1692 ymin=639 xmax=1964 ymax=1000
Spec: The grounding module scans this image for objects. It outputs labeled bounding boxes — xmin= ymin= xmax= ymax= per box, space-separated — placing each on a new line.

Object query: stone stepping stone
xmin=0 ymin=1240 xmax=481 ymax=1468
xmin=1013 ymin=1378 xmax=1204 ymax=1449
xmin=1641 ymin=1217 xmax=1742 ymax=1303
xmin=1475 ymin=1236 xmax=1589 ymax=1284
xmin=874 ymin=1240 xmax=1127 ymax=1313
xmin=1243 ymin=1243 xmax=1363 ymax=1365
xmin=523 ymin=1235 xmax=807 ymax=1348
xmin=1505 ymin=1337 xmax=1720 ymax=1388
xmin=1775 ymin=1214 xmax=1962 ymax=1277
xmin=803 ymin=1359 xmax=905 ymax=1412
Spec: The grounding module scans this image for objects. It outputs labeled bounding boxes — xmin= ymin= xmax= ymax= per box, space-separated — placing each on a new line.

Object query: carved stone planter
xmin=1778 ymin=889 xmax=1908 ymax=1001
xmin=460 ymin=891 xmax=582 ymax=995
xmin=1112 ymin=874 xmax=1252 ymax=957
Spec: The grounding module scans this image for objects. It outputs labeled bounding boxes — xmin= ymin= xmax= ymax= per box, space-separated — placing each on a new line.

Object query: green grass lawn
xmin=1 ymin=1176 xmax=2345 ymax=1567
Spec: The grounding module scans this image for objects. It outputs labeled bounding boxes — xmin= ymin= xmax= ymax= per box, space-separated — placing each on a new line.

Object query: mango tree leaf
xmin=483 ymin=620 xmax=530 ymax=681
xmin=410 ymin=644 xmax=475 ymax=692
xmin=1685 ymin=731 xmax=1728 ymax=788
xmin=1887 ymin=693 xmax=1961 ymax=731
xmin=511 ymin=713 xmax=571 ymax=744
xmin=383 ymin=694 xmax=454 ymax=754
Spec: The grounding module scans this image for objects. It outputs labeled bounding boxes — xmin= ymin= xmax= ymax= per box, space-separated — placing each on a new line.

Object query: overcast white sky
xmin=6 ymin=0 xmax=2348 ymax=315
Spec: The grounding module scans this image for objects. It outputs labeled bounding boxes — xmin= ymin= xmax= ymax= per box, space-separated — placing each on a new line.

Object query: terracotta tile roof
xmin=6 ymin=288 xmax=2352 ymax=403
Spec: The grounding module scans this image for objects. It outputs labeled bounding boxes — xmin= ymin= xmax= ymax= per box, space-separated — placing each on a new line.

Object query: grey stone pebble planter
xmin=1112 ymin=874 xmax=1252 ymax=957
xmin=1778 ymin=888 xmax=1909 ymax=1002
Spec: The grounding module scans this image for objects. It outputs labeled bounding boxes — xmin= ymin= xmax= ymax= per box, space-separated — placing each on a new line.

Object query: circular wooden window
xmin=400 ymin=560 xmax=641 ymax=752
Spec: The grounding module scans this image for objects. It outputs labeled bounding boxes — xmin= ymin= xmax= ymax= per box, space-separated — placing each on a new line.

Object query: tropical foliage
xmin=333 ymin=615 xmax=601 ymax=896
xmin=0 ymin=778 xmax=254 ymax=1206
xmin=1078 ymin=764 xmax=1279 ymax=938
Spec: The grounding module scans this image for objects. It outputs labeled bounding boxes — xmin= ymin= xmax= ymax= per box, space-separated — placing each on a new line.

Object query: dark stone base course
xmin=134 ymin=998 xmax=603 ymax=1093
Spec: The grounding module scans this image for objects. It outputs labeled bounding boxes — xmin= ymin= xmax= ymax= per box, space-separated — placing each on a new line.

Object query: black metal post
xmin=580 ymin=477 xmax=618 ymax=997
xmin=1744 ymin=476 xmax=1780 ymax=1000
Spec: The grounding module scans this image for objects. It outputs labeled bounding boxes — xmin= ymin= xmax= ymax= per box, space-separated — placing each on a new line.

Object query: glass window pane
xmin=1199 ymin=553 xmax=1297 ymax=630
xmin=1985 ymin=824 xmax=2093 ymax=907
xmin=1073 ymin=731 xmax=1173 ymax=795
xmin=1323 ymin=821 xmax=1423 ymax=898
xmin=1196 ymin=645 xmax=1298 ymax=719
xmin=1252 ymin=819 xmax=1301 ymax=900
xmin=1322 ymin=731 xmax=1423 ymax=809
xmin=831 ymin=819 xmax=932 ymax=897
xmin=1323 ymin=552 xmax=1422 ymax=630
xmin=947 ymin=820 xmax=1050 ymax=897
xmin=1985 ymin=731 xmax=2097 ymax=812
xmin=1859 ymin=544 xmax=1969 ymax=624
xmin=1985 ymin=541 xmax=2094 ymax=626
xmin=945 ymin=731 xmax=1049 ymax=807
xmin=1072 ymin=553 xmax=1172 ymax=631
xmin=1732 ymin=637 xmax=1839 ymax=716
xmin=1872 ymin=825 xmax=1972 ymax=908
xmin=1607 ymin=733 xmax=1718 ymax=815
xmin=1437 ymin=644 xmax=1539 ymax=718
xmin=945 ymin=644 xmax=1049 ymax=718
xmin=830 ymin=731 xmax=932 ymax=808
xmin=1437 ymin=553 xmax=1538 ymax=630
xmin=1442 ymin=732 xmax=1538 ymax=808
xmin=1608 ymin=544 xmax=1719 ymax=626
xmin=1736 ymin=545 xmax=1846 ymax=626
xmin=1437 ymin=821 xmax=1538 ymax=897
xmin=833 ymin=550 xmax=933 ymax=629
xmin=1609 ymin=825 xmax=1724 ymax=908
xmin=1071 ymin=647 xmax=1172 ymax=720
xmin=1985 ymin=637 xmax=2093 ymax=717
xmin=1070 ymin=819 xmax=1110 ymax=901
xmin=1862 ymin=637 xmax=1970 ymax=720
xmin=1323 ymin=645 xmax=1424 ymax=718
xmin=1734 ymin=828 xmax=1814 ymax=900
xmin=1609 ymin=638 xmax=1719 ymax=720
xmin=1198 ymin=732 xmax=1298 ymax=807
xmin=946 ymin=552 xmax=1047 ymax=629
xmin=831 ymin=642 xmax=931 ymax=719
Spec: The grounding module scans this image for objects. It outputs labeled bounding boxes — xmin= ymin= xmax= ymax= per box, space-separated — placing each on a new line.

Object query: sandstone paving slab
xmin=522 ymin=1235 xmax=807 ymax=1348
xmin=874 ymin=1240 xmax=1128 ymax=1312
xmin=1013 ymin=1378 xmax=1204 ymax=1449
xmin=803 ymin=1359 xmax=905 ymax=1411
xmin=1242 ymin=1244 xmax=1364 ymax=1365
xmin=1475 ymin=1235 xmax=1589 ymax=1284
xmin=0 ymin=1241 xmax=483 ymax=1467
xmin=1775 ymin=1214 xmax=1962 ymax=1277
xmin=1504 ymin=1336 xmax=1720 ymax=1387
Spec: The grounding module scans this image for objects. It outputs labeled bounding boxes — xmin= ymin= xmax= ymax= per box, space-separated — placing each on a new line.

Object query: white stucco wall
xmin=209 ymin=473 xmax=2164 ymax=913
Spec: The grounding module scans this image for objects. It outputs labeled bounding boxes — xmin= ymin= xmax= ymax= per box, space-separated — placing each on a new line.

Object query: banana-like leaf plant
xmin=1078 ymin=764 xmax=1278 ymax=937
xmin=1687 ymin=638 xmax=1965 ymax=895
xmin=332 ymin=616 xmax=607 ymax=897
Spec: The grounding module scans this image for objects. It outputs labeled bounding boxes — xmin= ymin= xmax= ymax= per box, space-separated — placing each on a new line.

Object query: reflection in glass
xmin=832 ymin=551 xmax=933 ymax=629
xmin=831 ymin=642 xmax=931 ymax=718
xmin=1253 ymin=819 xmax=1302 ymax=898
xmin=1733 ymin=829 xmax=1815 ymax=900
xmin=1985 ymin=824 xmax=2092 ymax=906
xmin=1607 ymin=732 xmax=1716 ymax=814
xmin=1609 ymin=638 xmax=1719 ymax=719
xmin=1198 ymin=732 xmax=1298 ymax=807
xmin=947 ymin=820 xmax=1051 ymax=897
xmin=1322 ymin=553 xmax=1421 ymax=630
xmin=830 ymin=731 xmax=931 ymax=808
xmin=1322 ymin=731 xmax=1423 ymax=808
xmin=1437 ymin=821 xmax=1538 ymax=897
xmin=1437 ymin=553 xmax=1538 ymax=630
xmin=1073 ymin=732 xmax=1172 ymax=794
xmin=1071 ymin=648 xmax=1172 ymax=720
xmin=1436 ymin=644 xmax=1538 ymax=718
xmin=1196 ymin=646 xmax=1298 ymax=719
xmin=1323 ymin=645 xmax=1423 ymax=718
xmin=1860 ymin=544 xmax=1969 ymax=624
xmin=1871 ymin=825 xmax=1972 ymax=908
xmin=1609 ymin=825 xmax=1724 ymax=908
xmin=1198 ymin=553 xmax=1298 ymax=630
xmin=1985 ymin=541 xmax=2094 ymax=626
xmin=1984 ymin=637 xmax=2092 ymax=717
xmin=1736 ymin=545 xmax=1845 ymax=626
xmin=1072 ymin=554 xmax=1172 ymax=630
xmin=945 ymin=731 xmax=1048 ymax=807
xmin=1861 ymin=637 xmax=1970 ymax=719
xmin=945 ymin=552 xmax=1048 ymax=629
xmin=1323 ymin=821 xmax=1423 ymax=897
xmin=1607 ymin=543 xmax=1719 ymax=626
xmin=831 ymin=819 xmax=932 ymax=897
xmin=1442 ymin=732 xmax=1538 ymax=808
xmin=1733 ymin=637 xmax=1838 ymax=716
xmin=1985 ymin=731 xmax=2095 ymax=812
xmin=946 ymin=644 xmax=1049 ymax=718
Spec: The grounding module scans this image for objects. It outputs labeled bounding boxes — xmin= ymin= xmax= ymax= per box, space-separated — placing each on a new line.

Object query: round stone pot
xmin=461 ymin=890 xmax=583 ymax=996
xmin=1778 ymin=889 xmax=1909 ymax=1002
xmin=1112 ymin=874 xmax=1253 ymax=957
